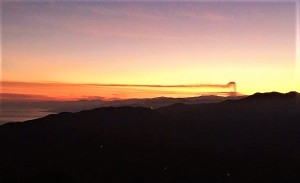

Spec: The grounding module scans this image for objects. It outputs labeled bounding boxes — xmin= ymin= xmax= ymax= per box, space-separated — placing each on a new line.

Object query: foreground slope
xmin=0 ymin=92 xmax=300 ymax=183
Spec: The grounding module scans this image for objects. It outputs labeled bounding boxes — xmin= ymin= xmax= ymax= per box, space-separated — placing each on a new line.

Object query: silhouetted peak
xmin=286 ymin=91 xmax=299 ymax=97
xmin=244 ymin=91 xmax=299 ymax=101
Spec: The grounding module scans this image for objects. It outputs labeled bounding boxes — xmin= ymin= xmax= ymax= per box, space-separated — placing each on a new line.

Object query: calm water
xmin=0 ymin=108 xmax=54 ymax=125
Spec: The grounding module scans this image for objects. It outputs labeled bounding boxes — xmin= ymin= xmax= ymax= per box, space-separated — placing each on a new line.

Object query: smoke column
xmin=227 ymin=82 xmax=236 ymax=94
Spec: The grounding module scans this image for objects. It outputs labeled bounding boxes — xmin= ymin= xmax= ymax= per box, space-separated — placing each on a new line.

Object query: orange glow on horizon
xmin=1 ymin=81 xmax=241 ymax=101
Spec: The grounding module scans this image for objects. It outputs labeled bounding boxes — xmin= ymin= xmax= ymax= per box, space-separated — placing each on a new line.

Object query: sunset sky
xmin=1 ymin=1 xmax=299 ymax=100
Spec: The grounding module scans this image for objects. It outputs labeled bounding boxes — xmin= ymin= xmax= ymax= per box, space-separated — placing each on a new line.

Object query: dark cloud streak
xmin=87 ymin=82 xmax=236 ymax=89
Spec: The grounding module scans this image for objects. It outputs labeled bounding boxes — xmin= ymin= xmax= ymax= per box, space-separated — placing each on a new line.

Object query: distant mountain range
xmin=0 ymin=94 xmax=245 ymax=124
xmin=1 ymin=92 xmax=299 ymax=183
xmin=1 ymin=94 xmax=245 ymax=113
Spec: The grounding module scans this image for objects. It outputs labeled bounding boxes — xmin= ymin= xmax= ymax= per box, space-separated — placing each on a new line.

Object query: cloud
xmin=202 ymin=12 xmax=232 ymax=22
xmin=181 ymin=10 xmax=232 ymax=22
xmin=86 ymin=4 xmax=166 ymax=21
xmin=86 ymin=82 xmax=235 ymax=89
xmin=3 ymin=2 xmax=232 ymax=41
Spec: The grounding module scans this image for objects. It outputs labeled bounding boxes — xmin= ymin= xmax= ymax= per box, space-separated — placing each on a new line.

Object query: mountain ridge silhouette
xmin=1 ymin=91 xmax=300 ymax=183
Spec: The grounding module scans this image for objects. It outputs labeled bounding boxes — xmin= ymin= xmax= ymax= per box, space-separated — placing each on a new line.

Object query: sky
xmin=1 ymin=1 xmax=299 ymax=100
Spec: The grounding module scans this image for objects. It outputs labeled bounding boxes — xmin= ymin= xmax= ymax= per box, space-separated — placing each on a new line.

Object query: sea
xmin=0 ymin=107 xmax=54 ymax=125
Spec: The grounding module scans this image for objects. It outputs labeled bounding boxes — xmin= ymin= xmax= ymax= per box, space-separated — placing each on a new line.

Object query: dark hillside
xmin=1 ymin=92 xmax=300 ymax=183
